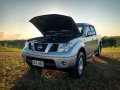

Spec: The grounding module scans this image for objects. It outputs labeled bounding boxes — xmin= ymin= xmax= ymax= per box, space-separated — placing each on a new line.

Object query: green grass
xmin=0 ymin=46 xmax=22 ymax=52
xmin=102 ymin=47 xmax=120 ymax=52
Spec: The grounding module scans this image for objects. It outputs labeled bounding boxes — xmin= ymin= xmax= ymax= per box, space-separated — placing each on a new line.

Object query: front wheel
xmin=70 ymin=52 xmax=85 ymax=78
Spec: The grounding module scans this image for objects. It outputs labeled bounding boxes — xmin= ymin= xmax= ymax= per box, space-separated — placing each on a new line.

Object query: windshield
xmin=45 ymin=30 xmax=76 ymax=36
xmin=44 ymin=23 xmax=84 ymax=37
xmin=76 ymin=23 xmax=84 ymax=36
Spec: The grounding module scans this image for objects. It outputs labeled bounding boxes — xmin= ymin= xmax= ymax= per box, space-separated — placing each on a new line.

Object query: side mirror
xmin=87 ymin=31 xmax=95 ymax=36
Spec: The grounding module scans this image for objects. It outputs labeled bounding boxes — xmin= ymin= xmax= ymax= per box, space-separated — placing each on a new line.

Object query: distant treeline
xmin=0 ymin=36 xmax=120 ymax=48
xmin=0 ymin=40 xmax=26 ymax=48
xmin=102 ymin=36 xmax=120 ymax=47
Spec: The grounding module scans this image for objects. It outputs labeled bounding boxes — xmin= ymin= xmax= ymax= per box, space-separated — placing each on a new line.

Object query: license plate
xmin=32 ymin=60 xmax=44 ymax=67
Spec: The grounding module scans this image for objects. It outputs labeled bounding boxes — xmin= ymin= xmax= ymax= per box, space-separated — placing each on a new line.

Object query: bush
xmin=102 ymin=36 xmax=120 ymax=47
xmin=0 ymin=40 xmax=26 ymax=49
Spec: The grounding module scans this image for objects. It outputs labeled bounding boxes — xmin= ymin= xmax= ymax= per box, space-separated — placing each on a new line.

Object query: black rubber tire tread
xmin=70 ymin=51 xmax=85 ymax=78
xmin=95 ymin=45 xmax=101 ymax=56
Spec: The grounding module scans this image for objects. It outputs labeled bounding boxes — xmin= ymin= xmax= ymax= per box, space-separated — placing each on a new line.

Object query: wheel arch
xmin=77 ymin=47 xmax=87 ymax=66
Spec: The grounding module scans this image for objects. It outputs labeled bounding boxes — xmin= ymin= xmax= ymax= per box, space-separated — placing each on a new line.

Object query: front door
xmin=83 ymin=25 xmax=94 ymax=57
xmin=89 ymin=26 xmax=98 ymax=51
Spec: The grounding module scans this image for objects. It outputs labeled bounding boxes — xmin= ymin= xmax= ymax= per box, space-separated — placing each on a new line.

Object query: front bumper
xmin=22 ymin=48 xmax=76 ymax=69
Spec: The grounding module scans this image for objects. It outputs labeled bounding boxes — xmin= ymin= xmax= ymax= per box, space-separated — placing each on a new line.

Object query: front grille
xmin=28 ymin=42 xmax=59 ymax=52
xmin=49 ymin=44 xmax=59 ymax=52
xmin=34 ymin=43 xmax=47 ymax=52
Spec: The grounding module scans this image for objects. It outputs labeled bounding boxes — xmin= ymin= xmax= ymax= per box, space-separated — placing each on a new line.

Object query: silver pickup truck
xmin=22 ymin=14 xmax=102 ymax=78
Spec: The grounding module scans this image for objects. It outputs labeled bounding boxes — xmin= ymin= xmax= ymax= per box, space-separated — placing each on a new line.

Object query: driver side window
xmin=85 ymin=25 xmax=91 ymax=36
xmin=90 ymin=26 xmax=96 ymax=35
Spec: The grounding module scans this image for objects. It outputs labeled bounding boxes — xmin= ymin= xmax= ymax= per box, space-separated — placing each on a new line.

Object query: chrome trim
xmin=45 ymin=43 xmax=53 ymax=53
xmin=31 ymin=41 xmax=35 ymax=51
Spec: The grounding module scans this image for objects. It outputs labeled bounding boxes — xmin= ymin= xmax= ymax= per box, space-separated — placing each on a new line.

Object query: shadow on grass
xmin=10 ymin=69 xmax=69 ymax=90
xmin=97 ymin=55 xmax=120 ymax=65
xmin=11 ymin=54 xmax=120 ymax=90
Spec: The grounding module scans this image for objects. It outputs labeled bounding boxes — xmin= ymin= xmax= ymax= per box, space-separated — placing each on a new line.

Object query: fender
xmin=69 ymin=40 xmax=86 ymax=57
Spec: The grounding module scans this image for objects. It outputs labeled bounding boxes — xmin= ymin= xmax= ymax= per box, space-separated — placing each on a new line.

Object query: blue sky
xmin=0 ymin=0 xmax=120 ymax=40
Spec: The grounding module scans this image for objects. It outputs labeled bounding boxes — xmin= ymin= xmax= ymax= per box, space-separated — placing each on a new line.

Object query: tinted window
xmin=85 ymin=26 xmax=91 ymax=36
xmin=76 ymin=24 xmax=84 ymax=35
xmin=78 ymin=27 xmax=83 ymax=33
xmin=90 ymin=26 xmax=96 ymax=35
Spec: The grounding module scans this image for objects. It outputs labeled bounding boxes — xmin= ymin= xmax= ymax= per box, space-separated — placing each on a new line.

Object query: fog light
xmin=61 ymin=61 xmax=66 ymax=66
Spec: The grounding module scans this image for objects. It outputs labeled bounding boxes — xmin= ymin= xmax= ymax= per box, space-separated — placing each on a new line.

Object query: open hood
xmin=29 ymin=14 xmax=80 ymax=36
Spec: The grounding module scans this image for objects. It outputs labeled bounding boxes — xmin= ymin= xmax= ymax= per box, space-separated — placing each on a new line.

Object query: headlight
xmin=24 ymin=41 xmax=34 ymax=50
xmin=57 ymin=43 xmax=74 ymax=52
xmin=24 ymin=42 xmax=29 ymax=49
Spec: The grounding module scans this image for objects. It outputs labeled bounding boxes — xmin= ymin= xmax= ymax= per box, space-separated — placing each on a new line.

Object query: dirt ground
xmin=0 ymin=50 xmax=120 ymax=90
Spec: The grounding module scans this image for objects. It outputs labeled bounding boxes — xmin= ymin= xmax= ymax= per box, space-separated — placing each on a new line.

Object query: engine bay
xmin=27 ymin=35 xmax=78 ymax=43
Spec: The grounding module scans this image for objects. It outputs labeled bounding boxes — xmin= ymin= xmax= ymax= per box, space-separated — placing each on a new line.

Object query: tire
xmin=70 ymin=51 xmax=85 ymax=78
xmin=95 ymin=45 xmax=101 ymax=56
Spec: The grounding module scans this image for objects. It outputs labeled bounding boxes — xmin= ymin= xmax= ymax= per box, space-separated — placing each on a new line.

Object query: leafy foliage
xmin=0 ymin=40 xmax=26 ymax=48
xmin=102 ymin=36 xmax=120 ymax=47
